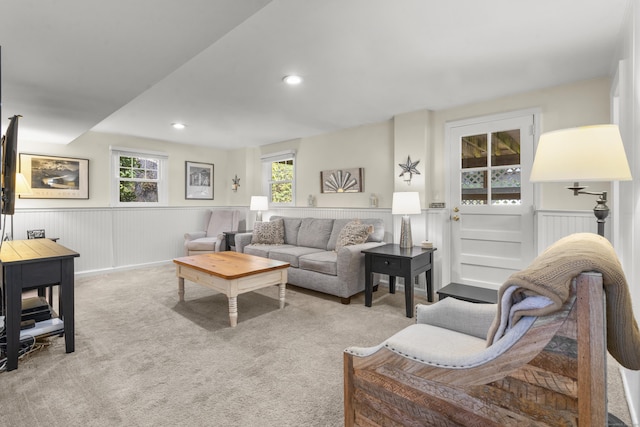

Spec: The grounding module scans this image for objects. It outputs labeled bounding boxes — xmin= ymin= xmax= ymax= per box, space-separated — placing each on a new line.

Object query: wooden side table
xmin=362 ymin=244 xmax=436 ymax=318
xmin=222 ymin=230 xmax=251 ymax=251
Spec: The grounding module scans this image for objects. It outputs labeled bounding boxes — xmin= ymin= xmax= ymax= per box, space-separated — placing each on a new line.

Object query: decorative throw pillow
xmin=335 ymin=220 xmax=373 ymax=252
xmin=251 ymin=218 xmax=285 ymax=245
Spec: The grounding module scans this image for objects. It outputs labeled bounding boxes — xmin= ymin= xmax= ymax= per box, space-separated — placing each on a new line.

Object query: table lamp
xmin=530 ymin=124 xmax=632 ymax=236
xmin=250 ymin=196 xmax=269 ymax=222
xmin=392 ymin=192 xmax=421 ymax=248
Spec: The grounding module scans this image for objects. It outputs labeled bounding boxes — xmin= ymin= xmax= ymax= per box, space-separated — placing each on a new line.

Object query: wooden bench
xmin=436 ymin=282 xmax=498 ymax=304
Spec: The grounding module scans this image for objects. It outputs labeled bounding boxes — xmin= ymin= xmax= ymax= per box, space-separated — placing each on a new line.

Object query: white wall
xmin=430 ymin=77 xmax=612 ymax=210
xmin=615 ymin=0 xmax=640 ymax=422
xmin=258 ymin=121 xmax=395 ymax=208
xmin=17 ymin=131 xmax=235 ymax=208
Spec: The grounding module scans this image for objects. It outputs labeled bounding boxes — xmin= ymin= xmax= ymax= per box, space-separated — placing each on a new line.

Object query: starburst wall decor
xmin=398 ymin=155 xmax=420 ymax=184
xmin=320 ymin=168 xmax=364 ymax=193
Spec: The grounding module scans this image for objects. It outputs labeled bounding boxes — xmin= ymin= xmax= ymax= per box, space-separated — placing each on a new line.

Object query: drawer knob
xmin=384 ymin=261 xmax=389 ymax=265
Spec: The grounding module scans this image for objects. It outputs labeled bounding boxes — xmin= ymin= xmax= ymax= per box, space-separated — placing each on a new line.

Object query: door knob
xmin=453 ymin=207 xmax=459 ymax=212
xmin=453 ymin=215 xmax=460 ymax=221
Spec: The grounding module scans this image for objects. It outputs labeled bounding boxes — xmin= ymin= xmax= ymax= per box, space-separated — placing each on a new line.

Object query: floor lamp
xmin=530 ymin=125 xmax=632 ymax=237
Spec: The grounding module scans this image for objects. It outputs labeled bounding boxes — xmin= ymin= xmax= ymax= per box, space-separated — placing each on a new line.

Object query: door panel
xmin=449 ymin=114 xmax=535 ymax=289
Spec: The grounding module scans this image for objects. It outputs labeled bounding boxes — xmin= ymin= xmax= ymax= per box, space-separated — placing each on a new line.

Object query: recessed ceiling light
xmin=172 ymin=123 xmax=186 ymax=129
xmin=283 ymin=75 xmax=303 ymax=85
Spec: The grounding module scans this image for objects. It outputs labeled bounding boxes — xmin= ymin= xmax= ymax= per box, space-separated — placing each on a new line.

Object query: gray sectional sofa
xmin=234 ymin=216 xmax=386 ymax=303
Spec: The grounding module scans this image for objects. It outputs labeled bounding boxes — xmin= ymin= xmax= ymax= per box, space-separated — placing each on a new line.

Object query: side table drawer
xmin=371 ymin=256 xmax=404 ymax=276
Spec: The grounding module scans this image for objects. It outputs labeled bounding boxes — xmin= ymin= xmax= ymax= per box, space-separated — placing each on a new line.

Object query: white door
xmin=448 ymin=113 xmax=535 ymax=290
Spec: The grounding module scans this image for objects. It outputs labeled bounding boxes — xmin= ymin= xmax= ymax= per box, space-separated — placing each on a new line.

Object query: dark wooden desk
xmin=362 ymin=244 xmax=436 ymax=318
xmin=1 ymin=239 xmax=79 ymax=371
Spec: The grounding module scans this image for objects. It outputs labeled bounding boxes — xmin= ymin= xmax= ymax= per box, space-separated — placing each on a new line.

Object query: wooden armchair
xmin=344 ymin=272 xmax=606 ymax=426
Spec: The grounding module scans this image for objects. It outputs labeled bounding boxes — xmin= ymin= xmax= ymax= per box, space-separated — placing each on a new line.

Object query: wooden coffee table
xmin=173 ymin=251 xmax=289 ymax=327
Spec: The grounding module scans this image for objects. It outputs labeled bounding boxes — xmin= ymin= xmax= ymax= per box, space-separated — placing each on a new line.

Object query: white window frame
xmin=261 ymin=150 xmax=296 ymax=207
xmin=110 ymin=146 xmax=168 ymax=207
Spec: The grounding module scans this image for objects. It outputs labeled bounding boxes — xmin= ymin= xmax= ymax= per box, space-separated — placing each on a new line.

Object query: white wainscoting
xmin=12 ymin=207 xmax=247 ymax=275
xmin=10 ymin=207 xmax=593 ymax=286
xmin=535 ymin=210 xmax=601 ymax=254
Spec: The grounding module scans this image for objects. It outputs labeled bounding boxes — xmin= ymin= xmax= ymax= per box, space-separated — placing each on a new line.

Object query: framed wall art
xmin=19 ymin=153 xmax=89 ymax=199
xmin=185 ymin=161 xmax=214 ymax=200
xmin=320 ymin=167 xmax=364 ymax=193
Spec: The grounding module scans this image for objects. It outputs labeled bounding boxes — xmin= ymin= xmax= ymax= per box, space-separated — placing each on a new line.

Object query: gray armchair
xmin=184 ymin=209 xmax=243 ymax=255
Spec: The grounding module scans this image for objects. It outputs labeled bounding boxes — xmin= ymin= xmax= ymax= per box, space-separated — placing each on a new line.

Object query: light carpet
xmin=0 ymin=264 xmax=633 ymax=426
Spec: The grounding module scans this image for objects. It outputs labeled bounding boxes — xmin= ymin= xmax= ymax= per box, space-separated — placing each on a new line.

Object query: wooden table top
xmin=173 ymin=251 xmax=289 ymax=280
xmin=0 ymin=238 xmax=79 ymax=264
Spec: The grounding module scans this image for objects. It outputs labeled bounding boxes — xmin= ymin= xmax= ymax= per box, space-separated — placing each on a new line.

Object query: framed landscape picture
xmin=19 ymin=153 xmax=89 ymax=199
xmin=185 ymin=161 xmax=214 ymax=200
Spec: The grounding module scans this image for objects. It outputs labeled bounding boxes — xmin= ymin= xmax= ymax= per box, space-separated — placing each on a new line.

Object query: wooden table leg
xmin=228 ymin=296 xmax=238 ymax=327
xmin=404 ymin=275 xmax=414 ymax=318
xmin=178 ymin=277 xmax=185 ymax=302
xmin=364 ymin=254 xmax=373 ymax=307
xmin=279 ymin=282 xmax=286 ymax=309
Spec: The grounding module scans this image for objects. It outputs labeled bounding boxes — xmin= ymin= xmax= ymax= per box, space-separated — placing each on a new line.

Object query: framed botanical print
xmin=185 ymin=161 xmax=214 ymax=200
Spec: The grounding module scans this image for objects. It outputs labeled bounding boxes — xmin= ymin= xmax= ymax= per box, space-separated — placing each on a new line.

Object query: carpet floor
xmin=0 ymin=263 xmax=633 ymax=426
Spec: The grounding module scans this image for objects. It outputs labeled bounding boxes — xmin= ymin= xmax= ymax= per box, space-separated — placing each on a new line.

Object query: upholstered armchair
xmin=344 ymin=233 xmax=640 ymax=426
xmin=184 ymin=209 xmax=243 ymax=255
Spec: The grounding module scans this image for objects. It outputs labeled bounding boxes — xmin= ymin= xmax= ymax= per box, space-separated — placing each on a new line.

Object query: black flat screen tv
xmin=1 ymin=114 xmax=20 ymax=215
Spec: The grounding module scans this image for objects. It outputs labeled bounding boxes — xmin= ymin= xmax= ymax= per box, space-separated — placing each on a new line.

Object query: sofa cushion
xmin=335 ymin=220 xmax=373 ymax=252
xmin=185 ymin=236 xmax=221 ymax=251
xmin=268 ymin=246 xmax=325 ymax=268
xmin=271 ymin=216 xmax=303 ymax=245
xmin=299 ymin=251 xmax=338 ymax=276
xmin=244 ymin=244 xmax=295 ymax=258
xmin=251 ymin=218 xmax=285 ymax=245
xmin=296 ymin=218 xmax=335 ymax=250
xmin=327 ymin=219 xmax=353 ymax=251
xmin=361 ymin=218 xmax=385 ymax=242
xmin=206 ymin=209 xmax=240 ymax=237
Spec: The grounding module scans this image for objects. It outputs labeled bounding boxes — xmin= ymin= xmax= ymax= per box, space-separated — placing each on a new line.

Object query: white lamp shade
xmin=250 ymin=196 xmax=269 ymax=211
xmin=392 ymin=192 xmax=421 ymax=215
xmin=530 ymin=124 xmax=632 ymax=182
xmin=15 ymin=172 xmax=32 ymax=195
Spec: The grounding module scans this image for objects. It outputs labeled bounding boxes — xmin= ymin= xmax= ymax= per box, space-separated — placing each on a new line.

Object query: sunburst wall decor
xmin=320 ymin=168 xmax=364 ymax=193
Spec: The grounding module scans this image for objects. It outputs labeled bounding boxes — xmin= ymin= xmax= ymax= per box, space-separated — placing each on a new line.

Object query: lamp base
xmin=399 ymin=215 xmax=413 ymax=248
xmin=256 ymin=211 xmax=263 ymax=222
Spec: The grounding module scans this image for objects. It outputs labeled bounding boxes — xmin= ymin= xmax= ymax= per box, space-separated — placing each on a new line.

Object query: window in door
xmin=461 ymin=129 xmax=521 ymax=206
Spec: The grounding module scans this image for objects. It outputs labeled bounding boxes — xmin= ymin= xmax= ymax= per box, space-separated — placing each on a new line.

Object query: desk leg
xmin=364 ymin=255 xmax=373 ymax=307
xmin=426 ymin=268 xmax=433 ymax=303
xmin=404 ymin=275 xmax=414 ymax=318
xmin=5 ymin=266 xmax=22 ymax=371
xmin=389 ymin=276 xmax=396 ymax=294
xmin=61 ymin=258 xmax=75 ymax=354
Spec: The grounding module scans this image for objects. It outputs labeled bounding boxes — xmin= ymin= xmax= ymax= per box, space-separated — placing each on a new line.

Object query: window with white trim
xmin=110 ymin=147 xmax=168 ymax=206
xmin=261 ymin=150 xmax=295 ymax=206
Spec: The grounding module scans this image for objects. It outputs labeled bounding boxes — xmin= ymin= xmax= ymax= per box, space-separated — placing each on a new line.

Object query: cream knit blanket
xmin=486 ymin=233 xmax=640 ymax=370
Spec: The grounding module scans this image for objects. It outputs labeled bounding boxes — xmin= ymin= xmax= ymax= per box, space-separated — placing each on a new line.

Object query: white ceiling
xmin=0 ymin=0 xmax=630 ymax=150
